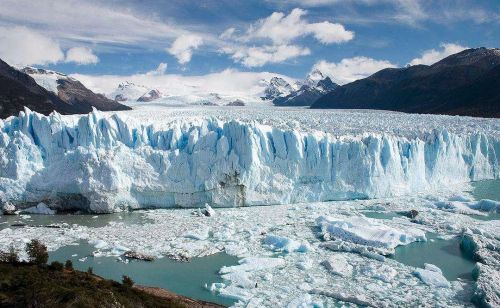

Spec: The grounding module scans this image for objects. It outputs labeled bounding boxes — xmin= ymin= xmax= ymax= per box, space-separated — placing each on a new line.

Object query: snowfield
xmin=0 ymin=105 xmax=498 ymax=213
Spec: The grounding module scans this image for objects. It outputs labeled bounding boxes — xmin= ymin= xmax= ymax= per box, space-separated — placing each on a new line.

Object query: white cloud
xmin=227 ymin=44 xmax=310 ymax=68
xmin=167 ymin=35 xmax=203 ymax=64
xmin=409 ymin=43 xmax=468 ymax=66
xmin=245 ymin=8 xmax=353 ymax=44
xmin=146 ymin=63 xmax=168 ymax=76
xmin=220 ymin=8 xmax=353 ymax=67
xmin=220 ymin=27 xmax=236 ymax=40
xmin=70 ymin=69 xmax=295 ymax=102
xmin=65 ymin=47 xmax=99 ymax=65
xmin=0 ymin=26 xmax=64 ymax=66
xmin=312 ymin=56 xmax=396 ymax=84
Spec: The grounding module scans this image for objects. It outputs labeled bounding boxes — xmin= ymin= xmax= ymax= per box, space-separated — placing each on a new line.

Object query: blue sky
xmin=0 ymin=0 xmax=498 ymax=82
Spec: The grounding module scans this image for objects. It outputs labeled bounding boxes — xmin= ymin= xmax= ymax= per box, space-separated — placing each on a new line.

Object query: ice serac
xmin=0 ymin=108 xmax=498 ymax=213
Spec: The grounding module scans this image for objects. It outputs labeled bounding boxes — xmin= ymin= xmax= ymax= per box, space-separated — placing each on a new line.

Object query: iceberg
xmin=0 ymin=107 xmax=498 ymax=213
xmin=316 ymin=216 xmax=426 ymax=250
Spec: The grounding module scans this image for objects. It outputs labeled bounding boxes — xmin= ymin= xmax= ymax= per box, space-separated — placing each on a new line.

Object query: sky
xmin=0 ymin=0 xmax=498 ymax=86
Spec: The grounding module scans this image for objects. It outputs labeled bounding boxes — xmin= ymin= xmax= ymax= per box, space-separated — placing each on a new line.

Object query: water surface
xmin=49 ymin=242 xmax=238 ymax=307
xmin=391 ymin=233 xmax=476 ymax=281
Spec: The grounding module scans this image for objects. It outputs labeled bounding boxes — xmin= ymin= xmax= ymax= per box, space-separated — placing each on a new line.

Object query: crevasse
xmin=0 ymin=108 xmax=498 ymax=213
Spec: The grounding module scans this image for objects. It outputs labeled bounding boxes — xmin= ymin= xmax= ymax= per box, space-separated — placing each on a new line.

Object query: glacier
xmin=0 ymin=106 xmax=498 ymax=213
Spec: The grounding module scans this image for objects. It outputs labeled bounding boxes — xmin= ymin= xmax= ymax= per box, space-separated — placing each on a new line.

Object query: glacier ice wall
xmin=0 ymin=108 xmax=498 ymax=213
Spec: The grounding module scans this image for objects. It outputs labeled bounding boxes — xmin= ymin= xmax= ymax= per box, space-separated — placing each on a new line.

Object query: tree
xmin=65 ymin=260 xmax=73 ymax=270
xmin=122 ymin=275 xmax=134 ymax=287
xmin=0 ymin=245 xmax=19 ymax=263
xmin=48 ymin=261 xmax=64 ymax=271
xmin=26 ymin=239 xmax=48 ymax=265
xmin=87 ymin=267 xmax=93 ymax=275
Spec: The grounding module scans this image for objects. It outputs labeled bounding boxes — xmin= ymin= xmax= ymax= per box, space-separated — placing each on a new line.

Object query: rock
xmin=137 ymin=89 xmax=162 ymax=102
xmin=226 ymin=99 xmax=245 ymax=106
xmin=124 ymin=251 xmax=155 ymax=261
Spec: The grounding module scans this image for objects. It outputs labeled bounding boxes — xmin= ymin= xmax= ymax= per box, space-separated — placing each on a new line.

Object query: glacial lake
xmin=1 ymin=179 xmax=498 ymax=306
xmin=48 ymin=242 xmax=239 ymax=307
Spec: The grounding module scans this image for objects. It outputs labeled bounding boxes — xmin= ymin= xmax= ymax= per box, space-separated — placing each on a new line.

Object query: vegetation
xmin=0 ymin=240 xmax=189 ymax=308
xmin=26 ymin=239 xmax=49 ymax=265
xmin=64 ymin=259 xmax=73 ymax=271
xmin=122 ymin=275 xmax=135 ymax=288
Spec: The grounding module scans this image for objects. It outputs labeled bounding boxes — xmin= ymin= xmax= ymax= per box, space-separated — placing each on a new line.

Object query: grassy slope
xmin=0 ymin=263 xmax=201 ymax=308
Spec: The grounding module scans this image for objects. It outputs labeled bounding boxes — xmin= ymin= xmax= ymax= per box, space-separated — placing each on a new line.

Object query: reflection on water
xmin=0 ymin=211 xmax=152 ymax=230
xmin=391 ymin=233 xmax=476 ymax=281
xmin=49 ymin=242 xmax=239 ymax=307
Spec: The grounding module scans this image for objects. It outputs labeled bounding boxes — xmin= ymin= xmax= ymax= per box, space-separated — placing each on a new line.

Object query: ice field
xmin=0 ymin=105 xmax=499 ymax=307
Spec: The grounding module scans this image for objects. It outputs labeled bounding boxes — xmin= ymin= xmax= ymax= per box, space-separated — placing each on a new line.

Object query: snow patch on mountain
xmin=21 ymin=67 xmax=71 ymax=95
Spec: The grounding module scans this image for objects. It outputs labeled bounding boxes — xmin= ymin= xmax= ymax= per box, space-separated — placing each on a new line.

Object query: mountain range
xmin=263 ymin=70 xmax=338 ymax=106
xmin=0 ymin=59 xmax=130 ymax=118
xmin=312 ymin=48 xmax=500 ymax=118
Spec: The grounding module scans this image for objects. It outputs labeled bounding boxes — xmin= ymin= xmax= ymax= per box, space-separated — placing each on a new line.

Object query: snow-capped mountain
xmin=137 ymin=89 xmax=162 ymax=102
xmin=265 ymin=70 xmax=338 ymax=106
xmin=21 ymin=66 xmax=130 ymax=113
xmin=110 ymin=81 xmax=151 ymax=102
xmin=0 ymin=60 xmax=129 ymax=118
xmin=262 ymin=77 xmax=295 ymax=100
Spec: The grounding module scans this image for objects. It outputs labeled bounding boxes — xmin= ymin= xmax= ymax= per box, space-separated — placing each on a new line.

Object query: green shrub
xmin=26 ymin=239 xmax=48 ymax=265
xmin=48 ymin=261 xmax=64 ymax=271
xmin=65 ymin=259 xmax=73 ymax=270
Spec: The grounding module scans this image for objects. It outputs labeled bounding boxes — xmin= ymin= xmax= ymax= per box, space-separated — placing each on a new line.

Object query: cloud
xmin=65 ymin=47 xmax=99 ymax=65
xmin=146 ymin=63 xmax=168 ymax=76
xmin=0 ymin=0 xmax=199 ymax=48
xmin=312 ymin=56 xmax=396 ymax=84
xmin=225 ymin=44 xmax=311 ymax=68
xmin=167 ymin=35 xmax=203 ymax=64
xmin=409 ymin=43 xmax=468 ymax=66
xmin=221 ymin=8 xmax=353 ymax=67
xmin=70 ymin=68 xmax=294 ymax=102
xmin=244 ymin=8 xmax=353 ymax=44
xmin=0 ymin=26 xmax=65 ymax=66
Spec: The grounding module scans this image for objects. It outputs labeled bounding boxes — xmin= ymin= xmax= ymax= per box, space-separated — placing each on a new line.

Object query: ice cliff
xmin=0 ymin=108 xmax=498 ymax=213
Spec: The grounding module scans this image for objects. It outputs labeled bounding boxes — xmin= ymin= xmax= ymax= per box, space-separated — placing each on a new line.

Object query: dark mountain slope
xmin=0 ymin=59 xmax=130 ymax=119
xmin=312 ymin=48 xmax=500 ymax=118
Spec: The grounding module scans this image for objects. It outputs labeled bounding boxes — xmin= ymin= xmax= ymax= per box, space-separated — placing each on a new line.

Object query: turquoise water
xmin=471 ymin=179 xmax=500 ymax=201
xmin=391 ymin=233 xmax=476 ymax=281
xmin=361 ymin=211 xmax=401 ymax=220
xmin=48 ymin=242 xmax=238 ymax=307
xmin=0 ymin=212 xmax=152 ymax=230
xmin=470 ymin=179 xmax=500 ymax=221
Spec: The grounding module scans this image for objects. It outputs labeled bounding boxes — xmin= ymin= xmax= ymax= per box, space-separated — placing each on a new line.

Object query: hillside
xmin=311 ymin=48 xmax=500 ymax=118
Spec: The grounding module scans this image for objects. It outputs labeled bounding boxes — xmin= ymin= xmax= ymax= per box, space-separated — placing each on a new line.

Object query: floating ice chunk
xmin=221 ymin=271 xmax=255 ymax=289
xmin=204 ymin=203 xmax=216 ymax=217
xmin=414 ymin=263 xmax=450 ymax=288
xmin=296 ymin=257 xmax=313 ymax=270
xmin=21 ymin=202 xmax=55 ymax=215
xmin=220 ymin=257 xmax=285 ymax=274
xmin=90 ymin=239 xmax=109 ymax=249
xmin=184 ymin=226 xmax=210 ymax=240
xmin=320 ymin=255 xmax=353 ymax=277
xmin=1 ymin=202 xmax=17 ymax=215
xmin=287 ymin=294 xmax=323 ymax=308
xmin=316 ymin=216 xmax=426 ymax=249
xmin=468 ymin=199 xmax=500 ymax=213
xmin=263 ymin=234 xmax=311 ymax=253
